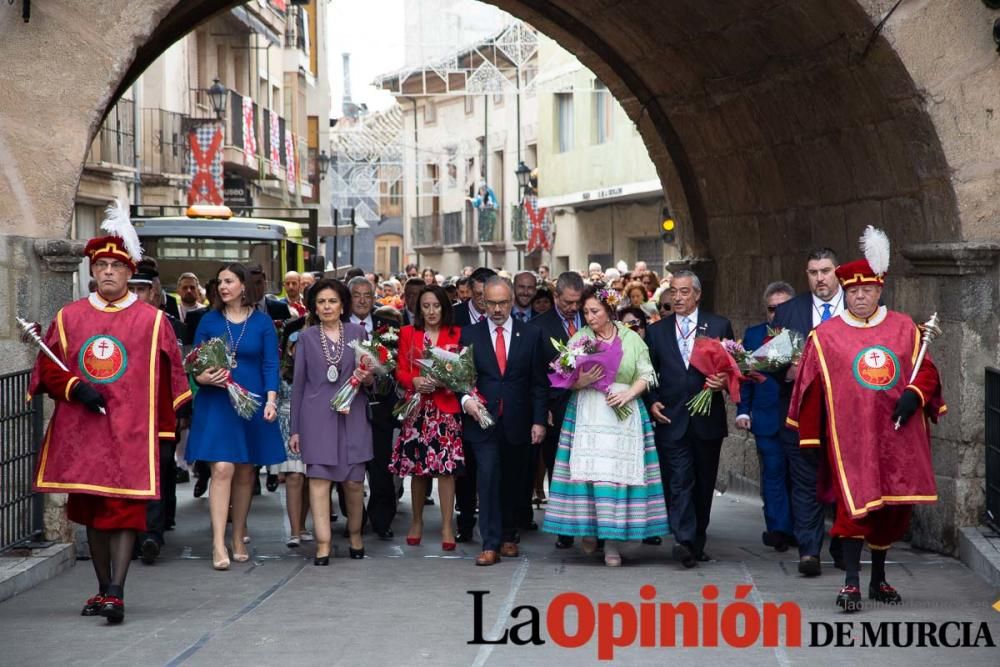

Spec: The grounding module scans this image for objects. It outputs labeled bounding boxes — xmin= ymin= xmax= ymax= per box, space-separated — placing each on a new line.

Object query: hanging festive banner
xmin=187 ymin=124 xmax=224 ymax=205
xmin=285 ymin=129 xmax=297 ymax=194
xmin=524 ymin=196 xmax=550 ymax=254
xmin=242 ymin=96 xmax=257 ymax=166
xmin=269 ymin=111 xmax=281 ymax=174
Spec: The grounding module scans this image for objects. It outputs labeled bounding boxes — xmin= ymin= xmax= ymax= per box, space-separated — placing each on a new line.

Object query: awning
xmin=230 ymin=7 xmax=282 ymax=47
xmin=538 ymin=179 xmax=662 ymax=209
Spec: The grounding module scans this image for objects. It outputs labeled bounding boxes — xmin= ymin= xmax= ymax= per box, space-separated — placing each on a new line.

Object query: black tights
xmin=86 ymin=528 xmax=136 ymax=598
xmin=841 ymin=539 xmax=890 ymax=589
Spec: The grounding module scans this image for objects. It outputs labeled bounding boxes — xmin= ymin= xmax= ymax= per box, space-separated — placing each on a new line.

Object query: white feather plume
xmin=860 ymin=225 xmax=890 ymax=276
xmin=100 ymin=198 xmax=143 ymax=263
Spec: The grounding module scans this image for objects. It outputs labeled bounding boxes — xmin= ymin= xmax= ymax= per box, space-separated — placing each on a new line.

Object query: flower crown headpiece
xmin=596 ymin=287 xmax=622 ymax=310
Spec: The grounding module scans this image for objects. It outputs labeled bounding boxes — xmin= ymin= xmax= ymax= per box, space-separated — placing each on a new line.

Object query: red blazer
xmin=396 ymin=324 xmax=462 ymax=414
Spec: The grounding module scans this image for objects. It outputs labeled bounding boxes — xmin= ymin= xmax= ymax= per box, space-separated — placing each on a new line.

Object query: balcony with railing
xmin=85 ymin=97 xmax=135 ymax=172
xmin=477 ymin=206 xmax=504 ymax=247
xmin=411 ymin=213 xmax=442 ymax=251
xmin=510 ymin=203 xmax=528 ymax=245
xmin=442 ymin=207 xmax=477 ymax=248
xmin=141 ymin=108 xmax=189 ymax=180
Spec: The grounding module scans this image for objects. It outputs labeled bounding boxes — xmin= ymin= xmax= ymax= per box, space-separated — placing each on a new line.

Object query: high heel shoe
xmin=349 ymin=546 xmax=365 ymax=559
xmin=406 ymin=536 xmax=422 ymax=546
xmin=442 ymin=542 xmax=456 ymax=551
xmin=212 ymin=547 xmax=231 ymax=571
xmin=231 ymin=545 xmax=250 ymax=563
xmin=313 ymin=555 xmax=330 ymax=566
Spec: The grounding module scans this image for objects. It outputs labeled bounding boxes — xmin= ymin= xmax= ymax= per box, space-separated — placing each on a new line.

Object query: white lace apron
xmin=568 ymin=382 xmax=645 ymax=486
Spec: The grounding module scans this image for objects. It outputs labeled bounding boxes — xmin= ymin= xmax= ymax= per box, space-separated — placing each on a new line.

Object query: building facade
xmin=73 ymin=0 xmax=331 ymax=295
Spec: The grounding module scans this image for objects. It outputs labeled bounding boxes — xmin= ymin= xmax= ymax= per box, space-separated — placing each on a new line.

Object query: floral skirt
xmin=268 ymin=382 xmax=305 ymax=475
xmin=541 ymin=395 xmax=669 ymax=541
xmin=389 ymin=401 xmax=465 ymax=477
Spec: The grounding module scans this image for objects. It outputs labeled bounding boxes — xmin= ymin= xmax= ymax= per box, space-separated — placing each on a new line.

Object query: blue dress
xmin=186 ymin=309 xmax=284 ymax=465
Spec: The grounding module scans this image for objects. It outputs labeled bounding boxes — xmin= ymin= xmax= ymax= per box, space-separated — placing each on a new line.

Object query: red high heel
xmin=442 ymin=541 xmax=456 ymax=551
xmin=406 ymin=536 xmax=421 ymax=546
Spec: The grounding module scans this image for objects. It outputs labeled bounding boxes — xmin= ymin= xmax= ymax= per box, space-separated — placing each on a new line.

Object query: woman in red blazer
xmin=390 ymin=284 xmax=465 ymax=550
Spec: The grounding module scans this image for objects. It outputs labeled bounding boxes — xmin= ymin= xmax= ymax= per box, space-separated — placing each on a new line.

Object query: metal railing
xmin=87 ymin=97 xmax=136 ymax=168
xmin=986 ymin=367 xmax=1000 ymax=533
xmin=442 ymin=211 xmax=471 ymax=246
xmin=0 ymin=370 xmax=44 ymax=552
xmin=141 ymin=108 xmax=189 ymax=175
xmin=412 ymin=213 xmax=441 ymax=248
xmin=510 ymin=203 xmax=528 ymax=243
xmin=478 ymin=207 xmax=503 ymax=244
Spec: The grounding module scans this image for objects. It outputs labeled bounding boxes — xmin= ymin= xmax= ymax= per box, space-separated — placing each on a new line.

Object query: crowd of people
xmin=27 ymin=202 xmax=944 ymax=622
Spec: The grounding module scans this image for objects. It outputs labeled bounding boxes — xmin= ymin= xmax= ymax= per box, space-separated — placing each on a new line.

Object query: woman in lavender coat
xmin=289 ymin=279 xmax=373 ymax=565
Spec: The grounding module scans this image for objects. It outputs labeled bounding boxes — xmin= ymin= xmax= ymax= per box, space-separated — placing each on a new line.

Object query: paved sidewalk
xmin=0 ymin=479 xmax=997 ymax=666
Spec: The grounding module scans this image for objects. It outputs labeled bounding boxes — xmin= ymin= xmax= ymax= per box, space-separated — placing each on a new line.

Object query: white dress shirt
xmin=675 ymin=308 xmax=699 ymax=369
xmin=468 ymin=300 xmax=486 ymax=324
xmin=460 ymin=317 xmax=512 ymax=411
xmin=811 ymin=290 xmax=844 ymax=328
xmin=350 ymin=313 xmax=374 ymax=336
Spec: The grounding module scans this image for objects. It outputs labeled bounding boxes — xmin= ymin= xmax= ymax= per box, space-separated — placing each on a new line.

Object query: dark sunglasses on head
xmin=766 ymin=306 xmax=777 ymax=313
xmin=658 ymin=303 xmax=671 ymax=311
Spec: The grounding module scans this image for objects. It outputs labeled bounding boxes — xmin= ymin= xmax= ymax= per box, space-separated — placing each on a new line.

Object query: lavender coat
xmin=290 ymin=323 xmax=373 ymax=467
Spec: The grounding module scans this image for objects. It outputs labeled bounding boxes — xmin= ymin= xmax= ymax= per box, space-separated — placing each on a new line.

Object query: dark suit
xmin=736 ymin=322 xmax=791 ymax=537
xmin=453 ymin=299 xmax=487 ymax=536
xmin=772 ymin=291 xmax=832 ymax=559
xmin=362 ymin=313 xmax=400 ymax=535
xmin=646 ymin=309 xmax=734 ymax=555
xmin=262 ymin=296 xmax=292 ymax=322
xmin=459 ymin=318 xmax=547 ymax=551
xmin=532 ymin=308 xmax=580 ymax=478
xmin=161 ymin=293 xmax=181 ymax=321
xmin=453 ymin=300 xmax=486 ymax=329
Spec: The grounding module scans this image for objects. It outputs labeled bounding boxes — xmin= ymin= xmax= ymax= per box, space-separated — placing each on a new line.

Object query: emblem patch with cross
xmin=852 ymin=345 xmax=900 ymax=391
xmin=78 ymin=334 xmax=128 ymax=384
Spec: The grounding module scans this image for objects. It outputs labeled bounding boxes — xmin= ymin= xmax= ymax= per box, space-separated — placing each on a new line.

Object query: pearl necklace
xmin=319 ymin=320 xmax=345 ymax=383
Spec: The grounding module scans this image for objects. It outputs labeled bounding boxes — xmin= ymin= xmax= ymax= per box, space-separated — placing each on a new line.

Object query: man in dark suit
xmin=400 ymin=277 xmax=425 ymax=326
xmin=460 ymin=276 xmax=547 ymax=566
xmin=454 ymin=267 xmax=496 ymax=542
xmin=771 ymin=247 xmax=845 ymax=576
xmin=532 ymin=271 xmax=584 ymax=548
xmin=348 ymin=276 xmax=399 ymax=539
xmin=736 ymin=281 xmax=796 ymax=553
xmin=646 ymin=270 xmax=734 ymax=568
xmin=511 ymin=271 xmax=540 ymax=322
xmin=453 ymin=267 xmax=494 ymax=328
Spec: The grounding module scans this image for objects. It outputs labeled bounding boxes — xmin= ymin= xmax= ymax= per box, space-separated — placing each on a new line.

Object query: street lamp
xmin=317 ymin=150 xmax=331 ymax=180
xmin=515 ymin=160 xmax=531 ymax=197
xmin=208 ymin=79 xmax=227 ymax=119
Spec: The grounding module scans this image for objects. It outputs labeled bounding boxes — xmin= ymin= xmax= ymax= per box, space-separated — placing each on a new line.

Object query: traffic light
xmin=660 ymin=208 xmax=676 ymax=244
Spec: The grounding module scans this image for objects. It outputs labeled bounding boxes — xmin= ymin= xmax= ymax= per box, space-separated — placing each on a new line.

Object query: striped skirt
xmin=541 ymin=394 xmax=669 ymax=540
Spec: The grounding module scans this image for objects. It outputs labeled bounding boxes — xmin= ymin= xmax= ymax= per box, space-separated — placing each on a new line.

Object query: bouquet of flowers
xmin=547 ymin=335 xmax=630 ymax=421
xmin=184 ymin=337 xmax=262 ymax=420
xmin=686 ymin=336 xmax=746 ymax=416
xmin=371 ymin=325 xmax=400 ymax=395
xmin=748 ymin=328 xmax=804 ymax=372
xmin=414 ymin=344 xmax=496 ymax=429
xmin=330 ymin=340 xmax=383 ymax=414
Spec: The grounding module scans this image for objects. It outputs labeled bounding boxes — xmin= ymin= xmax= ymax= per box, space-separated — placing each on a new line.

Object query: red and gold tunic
xmin=27 ymin=292 xmax=192 ymax=501
xmin=786 ymin=307 xmax=945 ymax=529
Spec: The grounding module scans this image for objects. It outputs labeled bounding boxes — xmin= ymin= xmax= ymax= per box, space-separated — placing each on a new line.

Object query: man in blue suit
xmin=736 ymin=281 xmax=796 ymax=552
xmin=771 ymin=248 xmax=844 ymax=576
xmin=460 ymin=276 xmax=548 ymax=566
xmin=646 ymin=270 xmax=734 ymax=568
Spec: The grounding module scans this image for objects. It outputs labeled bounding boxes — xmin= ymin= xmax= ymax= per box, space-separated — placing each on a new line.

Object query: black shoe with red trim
xmin=99 ymin=596 xmax=125 ymax=624
xmin=836 ymin=585 xmax=863 ymax=612
xmin=81 ymin=593 xmax=105 ymax=616
xmin=868 ymin=581 xmax=902 ymax=604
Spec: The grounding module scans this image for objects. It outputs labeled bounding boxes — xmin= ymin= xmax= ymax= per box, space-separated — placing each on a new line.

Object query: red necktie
xmin=567 ymin=319 xmax=577 ymax=337
xmin=495 ymin=325 xmax=507 ymax=375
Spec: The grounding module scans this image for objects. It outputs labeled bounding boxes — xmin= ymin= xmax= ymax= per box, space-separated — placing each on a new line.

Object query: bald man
xmin=281 ymin=271 xmax=307 ymax=317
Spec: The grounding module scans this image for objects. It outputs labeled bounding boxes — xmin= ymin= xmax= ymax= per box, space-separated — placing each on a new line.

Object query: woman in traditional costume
xmin=541 ymin=285 xmax=668 ymax=566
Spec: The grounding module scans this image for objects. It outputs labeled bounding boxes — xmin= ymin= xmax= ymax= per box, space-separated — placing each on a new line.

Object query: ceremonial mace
xmin=895 ymin=312 xmax=941 ymax=430
xmin=16 ymin=316 xmax=107 ymax=415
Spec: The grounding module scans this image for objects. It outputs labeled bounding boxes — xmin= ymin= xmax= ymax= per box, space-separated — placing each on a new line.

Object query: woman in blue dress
xmin=187 ymin=263 xmax=283 ymax=570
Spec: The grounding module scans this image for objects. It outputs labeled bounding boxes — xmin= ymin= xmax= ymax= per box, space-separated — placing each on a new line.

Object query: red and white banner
xmin=524 ymin=196 xmax=550 ymax=255
xmin=269 ymin=112 xmax=281 ymax=174
xmin=187 ymin=124 xmax=224 ymax=206
xmin=285 ymin=129 xmax=297 ymax=194
xmin=242 ymin=96 xmax=257 ymax=166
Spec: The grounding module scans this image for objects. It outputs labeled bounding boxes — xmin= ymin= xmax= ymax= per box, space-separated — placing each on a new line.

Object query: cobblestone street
xmin=1 ymin=482 xmax=998 ymax=666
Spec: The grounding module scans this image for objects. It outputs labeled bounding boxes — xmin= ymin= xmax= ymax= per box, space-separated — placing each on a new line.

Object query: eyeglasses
xmin=93 ymin=260 xmax=128 ymax=271
xmin=658 ymin=303 xmax=672 ymax=311
xmin=766 ymin=306 xmax=777 ymax=313
xmin=485 ymin=299 xmax=511 ymax=309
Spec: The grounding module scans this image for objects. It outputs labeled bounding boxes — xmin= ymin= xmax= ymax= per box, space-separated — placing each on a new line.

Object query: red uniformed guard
xmin=27 ymin=200 xmax=191 ymax=623
xmin=787 ymin=226 xmax=946 ymax=612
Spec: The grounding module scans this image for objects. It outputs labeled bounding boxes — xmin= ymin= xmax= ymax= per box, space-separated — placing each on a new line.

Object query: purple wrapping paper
xmin=547 ymin=336 xmax=624 ymax=392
